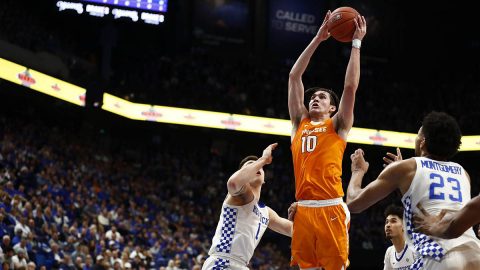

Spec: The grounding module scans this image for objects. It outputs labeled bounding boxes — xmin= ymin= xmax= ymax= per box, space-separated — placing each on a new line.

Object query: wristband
xmin=352 ymin=39 xmax=361 ymax=49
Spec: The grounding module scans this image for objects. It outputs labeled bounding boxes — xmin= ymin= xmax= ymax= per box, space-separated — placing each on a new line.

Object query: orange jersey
xmin=291 ymin=117 xmax=346 ymax=200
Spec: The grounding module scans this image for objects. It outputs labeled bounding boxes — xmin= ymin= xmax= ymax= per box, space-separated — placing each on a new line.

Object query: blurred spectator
xmin=26 ymin=261 xmax=36 ymax=270
xmin=11 ymin=248 xmax=27 ymax=270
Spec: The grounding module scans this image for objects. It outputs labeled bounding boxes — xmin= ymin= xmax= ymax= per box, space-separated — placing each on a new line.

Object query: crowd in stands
xmin=0 ymin=112 xmax=298 ymax=270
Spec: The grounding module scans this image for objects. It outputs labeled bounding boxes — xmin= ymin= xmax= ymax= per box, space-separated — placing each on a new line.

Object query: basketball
xmin=327 ymin=7 xmax=360 ymax=43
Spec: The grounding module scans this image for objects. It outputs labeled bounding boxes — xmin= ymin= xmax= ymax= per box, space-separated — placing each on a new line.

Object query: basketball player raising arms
xmin=202 ymin=143 xmax=293 ymax=270
xmin=288 ymin=9 xmax=366 ymax=270
xmin=347 ymin=111 xmax=480 ymax=269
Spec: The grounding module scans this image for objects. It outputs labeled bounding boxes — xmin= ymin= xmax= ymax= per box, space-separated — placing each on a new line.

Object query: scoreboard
xmin=81 ymin=0 xmax=167 ymax=12
xmin=56 ymin=0 xmax=168 ymax=25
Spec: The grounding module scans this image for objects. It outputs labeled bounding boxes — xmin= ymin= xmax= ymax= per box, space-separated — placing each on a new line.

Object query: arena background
xmin=1 ymin=0 xmax=479 ymax=269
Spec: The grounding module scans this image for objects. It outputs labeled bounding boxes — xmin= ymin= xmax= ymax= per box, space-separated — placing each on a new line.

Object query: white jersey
xmin=383 ymin=244 xmax=417 ymax=270
xmin=402 ymin=157 xmax=480 ymax=269
xmin=206 ymin=197 xmax=269 ymax=268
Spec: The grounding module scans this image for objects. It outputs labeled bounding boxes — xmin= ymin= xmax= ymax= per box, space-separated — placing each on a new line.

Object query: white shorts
xmin=422 ymin=242 xmax=480 ymax=270
xmin=201 ymin=255 xmax=248 ymax=270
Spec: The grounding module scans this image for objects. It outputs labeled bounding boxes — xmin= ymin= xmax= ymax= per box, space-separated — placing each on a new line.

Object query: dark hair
xmin=384 ymin=204 xmax=404 ymax=220
xmin=304 ymin=87 xmax=340 ymax=116
xmin=422 ymin=111 xmax=462 ymax=159
xmin=238 ymin=155 xmax=258 ymax=169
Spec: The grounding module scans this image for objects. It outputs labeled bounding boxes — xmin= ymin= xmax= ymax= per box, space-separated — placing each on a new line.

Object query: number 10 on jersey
xmin=301 ymin=135 xmax=317 ymax=153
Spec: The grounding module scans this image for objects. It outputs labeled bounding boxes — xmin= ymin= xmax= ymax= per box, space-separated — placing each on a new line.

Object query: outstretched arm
xmin=288 ymin=11 xmax=331 ymax=135
xmin=267 ymin=207 xmax=293 ymax=237
xmin=226 ymin=143 xmax=277 ymax=203
xmin=414 ymin=195 xmax=480 ymax=239
xmin=333 ymin=15 xmax=367 ymax=138
xmin=346 ymin=149 xmax=413 ymax=213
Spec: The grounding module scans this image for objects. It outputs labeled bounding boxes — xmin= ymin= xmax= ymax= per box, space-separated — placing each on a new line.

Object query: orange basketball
xmin=326 ymin=7 xmax=360 ymax=43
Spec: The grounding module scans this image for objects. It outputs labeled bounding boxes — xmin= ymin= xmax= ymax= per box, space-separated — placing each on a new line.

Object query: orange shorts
xmin=291 ymin=200 xmax=350 ymax=269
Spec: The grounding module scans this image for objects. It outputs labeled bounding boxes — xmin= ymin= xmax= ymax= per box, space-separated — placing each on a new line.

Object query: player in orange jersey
xmin=287 ymin=10 xmax=367 ymax=270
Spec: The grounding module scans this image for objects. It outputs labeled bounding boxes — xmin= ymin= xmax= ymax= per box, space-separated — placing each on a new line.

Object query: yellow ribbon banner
xmin=102 ymin=93 xmax=480 ymax=151
xmin=0 ymin=58 xmax=86 ymax=106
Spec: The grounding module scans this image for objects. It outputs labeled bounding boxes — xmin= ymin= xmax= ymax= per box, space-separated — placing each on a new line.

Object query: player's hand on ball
xmin=316 ymin=10 xmax=331 ymax=41
xmin=353 ymin=14 xmax=367 ymax=41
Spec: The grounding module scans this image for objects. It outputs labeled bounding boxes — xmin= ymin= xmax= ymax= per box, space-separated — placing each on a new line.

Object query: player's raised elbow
xmin=343 ymin=83 xmax=358 ymax=94
xmin=226 ymin=178 xmax=239 ymax=194
xmin=289 ymin=71 xmax=301 ymax=81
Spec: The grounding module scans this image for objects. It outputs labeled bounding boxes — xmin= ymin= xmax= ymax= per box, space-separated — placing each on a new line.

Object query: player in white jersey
xmin=383 ymin=204 xmax=417 ymax=270
xmin=345 ymin=111 xmax=480 ymax=269
xmin=202 ymin=143 xmax=293 ymax=270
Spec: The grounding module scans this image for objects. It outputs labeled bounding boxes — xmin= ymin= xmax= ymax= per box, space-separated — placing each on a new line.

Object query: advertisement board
xmin=0 ymin=58 xmax=86 ymax=106
xmin=268 ymin=0 xmax=325 ymax=57
xmin=102 ymin=93 xmax=480 ymax=151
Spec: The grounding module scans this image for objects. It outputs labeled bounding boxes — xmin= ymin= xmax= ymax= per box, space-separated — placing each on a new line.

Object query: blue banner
xmin=268 ymin=0 xmax=325 ymax=57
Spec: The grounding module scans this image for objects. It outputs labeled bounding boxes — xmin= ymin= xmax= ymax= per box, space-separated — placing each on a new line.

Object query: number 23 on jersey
xmin=429 ymin=173 xmax=463 ymax=202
